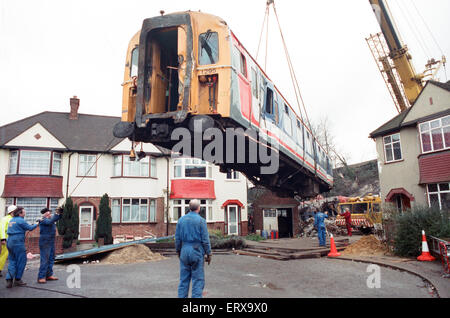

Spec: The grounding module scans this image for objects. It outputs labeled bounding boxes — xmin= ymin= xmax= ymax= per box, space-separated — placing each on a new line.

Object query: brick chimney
xmin=69 ymin=96 xmax=80 ymax=120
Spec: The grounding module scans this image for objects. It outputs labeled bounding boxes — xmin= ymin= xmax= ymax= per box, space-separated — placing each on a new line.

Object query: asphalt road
xmin=0 ymin=253 xmax=434 ymax=299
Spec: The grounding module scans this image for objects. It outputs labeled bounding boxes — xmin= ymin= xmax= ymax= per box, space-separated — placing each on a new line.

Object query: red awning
xmin=385 ymin=188 xmax=415 ymax=202
xmin=170 ymin=179 xmax=216 ymax=199
xmin=2 ymin=175 xmax=64 ymax=198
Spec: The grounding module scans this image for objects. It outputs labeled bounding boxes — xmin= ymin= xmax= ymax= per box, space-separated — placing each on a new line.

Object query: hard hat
xmin=7 ymin=205 xmax=18 ymax=214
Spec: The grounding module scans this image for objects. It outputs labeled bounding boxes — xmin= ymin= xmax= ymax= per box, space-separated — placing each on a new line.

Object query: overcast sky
xmin=1 ymin=0 xmax=449 ymax=165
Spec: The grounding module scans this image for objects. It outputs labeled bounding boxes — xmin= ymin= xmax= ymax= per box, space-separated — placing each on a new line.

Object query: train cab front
xmin=114 ymin=13 xmax=194 ymax=145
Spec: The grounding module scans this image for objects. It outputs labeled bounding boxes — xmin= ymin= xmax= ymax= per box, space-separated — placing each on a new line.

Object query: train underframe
xmin=114 ymin=113 xmax=331 ymax=199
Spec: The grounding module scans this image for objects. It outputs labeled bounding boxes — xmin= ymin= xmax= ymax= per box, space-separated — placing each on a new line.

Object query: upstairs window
xmin=199 ymin=31 xmax=219 ymax=65
xmin=9 ymin=150 xmax=62 ymax=176
xmin=383 ymin=133 xmax=402 ymax=163
xmin=419 ymin=115 xmax=450 ymax=153
xmin=78 ymin=154 xmax=97 ymax=177
xmin=173 ymin=158 xmax=212 ymax=179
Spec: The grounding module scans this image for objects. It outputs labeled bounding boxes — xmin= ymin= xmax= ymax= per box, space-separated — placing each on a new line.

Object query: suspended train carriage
xmin=113 ymin=11 xmax=333 ymax=198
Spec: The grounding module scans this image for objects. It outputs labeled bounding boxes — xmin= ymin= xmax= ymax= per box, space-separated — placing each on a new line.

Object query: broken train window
xmin=199 ymin=30 xmax=219 ymax=65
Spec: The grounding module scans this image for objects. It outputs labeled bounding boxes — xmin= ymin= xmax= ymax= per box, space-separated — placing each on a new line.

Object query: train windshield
xmin=199 ymin=31 xmax=219 ymax=65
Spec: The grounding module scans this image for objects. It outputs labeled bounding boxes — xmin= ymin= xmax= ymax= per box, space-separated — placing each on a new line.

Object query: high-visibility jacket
xmin=0 ymin=215 xmax=12 ymax=241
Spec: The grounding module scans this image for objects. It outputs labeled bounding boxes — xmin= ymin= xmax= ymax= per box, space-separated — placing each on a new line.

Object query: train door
xmin=147 ymin=28 xmax=180 ymax=114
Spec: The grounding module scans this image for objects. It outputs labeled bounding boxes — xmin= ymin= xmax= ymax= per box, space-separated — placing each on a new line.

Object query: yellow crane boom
xmin=366 ymin=0 xmax=445 ymax=113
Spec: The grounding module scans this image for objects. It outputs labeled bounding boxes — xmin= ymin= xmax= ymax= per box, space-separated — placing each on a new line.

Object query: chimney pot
xmin=70 ymin=96 xmax=80 ymax=120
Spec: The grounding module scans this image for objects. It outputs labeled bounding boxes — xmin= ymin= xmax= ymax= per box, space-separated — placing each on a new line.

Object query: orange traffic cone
xmin=327 ymin=234 xmax=341 ymax=257
xmin=417 ymin=230 xmax=436 ymax=261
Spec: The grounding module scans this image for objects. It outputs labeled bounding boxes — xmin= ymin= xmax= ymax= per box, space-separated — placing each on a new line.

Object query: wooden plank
xmin=55 ymin=235 xmax=175 ymax=262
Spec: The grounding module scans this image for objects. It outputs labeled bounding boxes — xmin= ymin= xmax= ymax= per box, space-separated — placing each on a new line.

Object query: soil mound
xmin=102 ymin=244 xmax=167 ymax=264
xmin=341 ymin=235 xmax=389 ymax=256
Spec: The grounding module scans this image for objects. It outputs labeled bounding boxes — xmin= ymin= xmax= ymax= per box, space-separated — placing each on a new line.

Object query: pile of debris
xmin=340 ymin=235 xmax=390 ymax=256
xmin=298 ymin=217 xmax=347 ymax=237
xmin=101 ymin=244 xmax=167 ymax=265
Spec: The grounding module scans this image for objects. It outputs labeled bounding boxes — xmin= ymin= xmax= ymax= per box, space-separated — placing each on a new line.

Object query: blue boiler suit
xmin=314 ymin=212 xmax=328 ymax=247
xmin=38 ymin=213 xmax=61 ymax=280
xmin=6 ymin=217 xmax=37 ymax=281
xmin=175 ymin=211 xmax=212 ymax=298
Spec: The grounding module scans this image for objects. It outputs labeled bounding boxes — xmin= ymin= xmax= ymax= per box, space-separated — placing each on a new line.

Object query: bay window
xmin=173 ymin=158 xmax=212 ymax=179
xmin=171 ymin=199 xmax=213 ymax=222
xmin=428 ymin=183 xmax=450 ymax=210
xmin=8 ymin=150 xmax=62 ymax=175
xmin=11 ymin=197 xmax=59 ymax=222
xmin=419 ymin=115 xmax=450 ymax=153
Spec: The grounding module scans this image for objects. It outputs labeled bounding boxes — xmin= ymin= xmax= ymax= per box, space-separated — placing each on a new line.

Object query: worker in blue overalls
xmin=5 ymin=206 xmax=38 ymax=288
xmin=314 ymin=208 xmax=329 ymax=247
xmin=37 ymin=207 xmax=62 ymax=284
xmin=175 ymin=199 xmax=212 ymax=298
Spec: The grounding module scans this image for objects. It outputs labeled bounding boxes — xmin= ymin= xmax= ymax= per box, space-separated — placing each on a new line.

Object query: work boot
xmin=6 ymin=279 xmax=13 ymax=288
xmin=46 ymin=276 xmax=58 ymax=281
xmin=13 ymin=279 xmax=26 ymax=287
xmin=37 ymin=278 xmax=46 ymax=284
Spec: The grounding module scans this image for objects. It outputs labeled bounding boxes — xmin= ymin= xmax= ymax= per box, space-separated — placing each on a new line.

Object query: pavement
xmin=246 ymin=235 xmax=450 ymax=298
xmin=0 ymin=235 xmax=448 ymax=298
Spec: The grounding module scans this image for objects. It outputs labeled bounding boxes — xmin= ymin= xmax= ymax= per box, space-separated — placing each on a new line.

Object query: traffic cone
xmin=327 ymin=234 xmax=341 ymax=257
xmin=417 ymin=230 xmax=436 ymax=261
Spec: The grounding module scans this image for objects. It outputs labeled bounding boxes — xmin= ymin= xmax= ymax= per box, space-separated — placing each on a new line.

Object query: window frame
xmin=383 ymin=133 xmax=403 ymax=163
xmin=226 ymin=170 xmax=240 ymax=181
xmin=13 ymin=197 xmax=60 ymax=223
xmin=112 ymin=154 xmax=156 ymax=178
xmin=171 ymin=199 xmax=213 ymax=223
xmin=198 ymin=31 xmax=219 ymax=65
xmin=77 ymin=154 xmax=97 ymax=177
xmin=427 ymin=182 xmax=450 ymax=210
xmin=419 ymin=115 xmax=450 ymax=154
xmin=173 ymin=158 xmax=212 ymax=179
xmin=120 ymin=198 xmax=152 ymax=223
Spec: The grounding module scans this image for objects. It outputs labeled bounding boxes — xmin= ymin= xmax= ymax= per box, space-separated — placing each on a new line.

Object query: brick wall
xmin=25 ymin=233 xmax=64 ymax=255
xmin=252 ymin=189 xmax=300 ymax=237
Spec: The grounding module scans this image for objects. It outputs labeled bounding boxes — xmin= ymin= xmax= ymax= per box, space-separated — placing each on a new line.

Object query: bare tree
xmin=310 ymin=115 xmax=349 ymax=169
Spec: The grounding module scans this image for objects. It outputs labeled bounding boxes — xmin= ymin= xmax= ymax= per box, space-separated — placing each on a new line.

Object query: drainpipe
xmin=165 ymin=156 xmax=170 ymax=236
xmin=66 ymin=152 xmax=74 ymax=200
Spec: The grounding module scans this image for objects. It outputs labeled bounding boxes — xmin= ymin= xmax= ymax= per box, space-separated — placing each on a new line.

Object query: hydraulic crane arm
xmin=368 ymin=0 xmax=423 ymax=108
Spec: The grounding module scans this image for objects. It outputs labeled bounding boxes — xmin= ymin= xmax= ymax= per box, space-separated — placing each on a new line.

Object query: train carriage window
xmin=199 ymin=31 xmax=219 ymax=65
xmin=284 ymin=104 xmax=292 ymax=135
xmin=296 ymin=120 xmax=304 ymax=148
xmin=265 ymin=88 xmax=274 ymax=115
xmin=251 ymin=68 xmax=258 ymax=98
xmin=239 ymin=53 xmax=247 ymax=77
xmin=130 ymin=47 xmax=139 ymax=77
xmin=274 ymin=100 xmax=279 ymax=124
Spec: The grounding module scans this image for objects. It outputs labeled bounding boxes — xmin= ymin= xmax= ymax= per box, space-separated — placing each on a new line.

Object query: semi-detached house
xmin=369 ymin=80 xmax=450 ymax=211
xmin=0 ymin=97 xmax=248 ymax=251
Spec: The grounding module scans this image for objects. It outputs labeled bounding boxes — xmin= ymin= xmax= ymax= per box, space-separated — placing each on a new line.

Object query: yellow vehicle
xmin=336 ymin=195 xmax=382 ymax=234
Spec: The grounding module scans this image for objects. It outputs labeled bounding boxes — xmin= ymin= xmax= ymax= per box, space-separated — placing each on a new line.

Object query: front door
xmin=79 ymin=206 xmax=93 ymax=240
xmin=227 ymin=205 xmax=239 ymax=235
